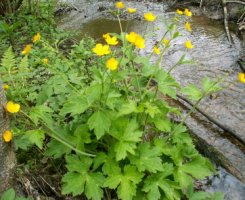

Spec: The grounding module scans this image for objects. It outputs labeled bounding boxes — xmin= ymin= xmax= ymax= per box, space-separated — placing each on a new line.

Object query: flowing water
xmin=58 ymin=0 xmax=245 ymax=198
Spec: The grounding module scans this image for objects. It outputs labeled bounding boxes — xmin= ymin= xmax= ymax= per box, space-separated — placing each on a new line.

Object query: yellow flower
xmin=185 ymin=22 xmax=192 ymax=32
xmin=33 ymin=32 xmax=41 ymax=43
xmin=185 ymin=40 xmax=194 ymax=49
xmin=176 ymin=9 xmax=183 ymax=15
xmin=43 ymin=58 xmax=49 ymax=64
xmin=184 ymin=8 xmax=192 ymax=17
xmin=127 ymin=7 xmax=136 ymax=13
xmin=103 ymin=33 xmax=118 ymax=45
xmin=238 ymin=73 xmax=245 ymax=83
xmin=134 ymin=36 xmax=145 ymax=49
xmin=106 ymin=58 xmax=119 ymax=71
xmin=103 ymin=33 xmax=110 ymax=38
xmin=144 ymin=12 xmax=156 ymax=22
xmin=115 ymin=1 xmax=125 ymax=9
xmin=6 ymin=101 xmax=20 ymax=113
xmin=92 ymin=43 xmax=111 ymax=56
xmin=153 ymin=46 xmax=160 ymax=55
xmin=3 ymin=130 xmax=13 ymax=142
xmin=126 ymin=32 xmax=145 ymax=49
xmin=3 ymin=84 xmax=9 ymax=90
xmin=126 ymin=32 xmax=138 ymax=43
xmin=163 ymin=38 xmax=170 ymax=45
xmin=21 ymin=44 xmax=32 ymax=55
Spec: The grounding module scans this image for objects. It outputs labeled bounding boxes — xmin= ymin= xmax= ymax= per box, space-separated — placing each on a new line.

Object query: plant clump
xmin=0 ymin=1 xmax=227 ymax=200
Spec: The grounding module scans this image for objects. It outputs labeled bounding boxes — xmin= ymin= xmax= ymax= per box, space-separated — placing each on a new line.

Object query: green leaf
xmin=172 ymin=132 xmax=193 ymax=145
xmin=173 ymin=31 xmax=180 ymax=38
xmin=181 ymin=156 xmax=214 ymax=179
xmin=29 ymin=105 xmax=53 ymax=126
xmin=106 ymin=91 xmax=122 ymax=109
xmin=25 ymin=130 xmax=45 ymax=149
xmin=88 ymin=110 xmax=111 ymax=139
xmin=73 ymin=124 xmax=91 ymax=150
xmin=19 ymin=56 xmax=29 ymax=71
xmin=62 ymin=155 xmax=105 ymax=200
xmin=143 ymin=182 xmax=161 ymax=200
xmin=1 ymin=47 xmax=15 ymax=72
xmin=60 ymin=95 xmax=90 ymax=116
xmin=172 ymin=124 xmax=187 ymax=135
xmin=45 ymin=139 xmax=71 ymax=158
xmin=104 ymin=165 xmax=143 ymax=200
xmin=144 ymin=102 xmax=160 ymax=118
xmin=117 ymin=100 xmax=137 ymax=116
xmin=154 ymin=117 xmax=172 ymax=132
xmin=65 ymin=155 xmax=92 ymax=172
xmin=84 ymin=173 xmax=105 ymax=200
xmin=111 ymin=118 xmax=143 ymax=160
xmin=0 ymin=188 xmax=15 ymax=200
xmin=141 ymin=62 xmax=158 ymax=77
xmin=143 ymin=164 xmax=179 ymax=200
xmin=190 ymin=192 xmax=210 ymax=200
xmin=202 ymin=78 xmax=222 ymax=94
xmin=155 ymin=71 xmax=179 ymax=99
xmin=174 ymin=168 xmax=193 ymax=193
xmin=129 ymin=143 xmax=163 ymax=173
xmin=93 ymin=152 xmax=121 ymax=175
xmin=15 ymin=130 xmax=45 ymax=150
xmin=153 ymin=138 xmax=172 ymax=156
xmin=86 ymin=83 xmax=102 ymax=103
xmin=62 ymin=172 xmax=85 ymax=196
xmin=181 ymin=84 xmax=203 ymax=101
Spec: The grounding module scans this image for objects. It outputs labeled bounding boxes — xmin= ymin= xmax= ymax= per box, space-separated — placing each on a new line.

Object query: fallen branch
xmin=222 ymin=0 xmax=233 ymax=43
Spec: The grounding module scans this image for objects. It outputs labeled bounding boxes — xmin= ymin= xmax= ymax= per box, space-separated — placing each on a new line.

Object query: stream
xmin=58 ymin=0 xmax=245 ymax=199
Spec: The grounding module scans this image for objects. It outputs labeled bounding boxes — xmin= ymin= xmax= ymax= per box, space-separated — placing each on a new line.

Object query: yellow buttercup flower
xmin=103 ymin=33 xmax=118 ymax=45
xmin=3 ymin=130 xmax=13 ymax=142
xmin=92 ymin=43 xmax=111 ymax=56
xmin=127 ymin=7 xmax=136 ymax=13
xmin=21 ymin=44 xmax=32 ymax=55
xmin=103 ymin=33 xmax=110 ymax=38
xmin=176 ymin=9 xmax=183 ymax=15
xmin=33 ymin=32 xmax=41 ymax=43
xmin=184 ymin=8 xmax=192 ymax=17
xmin=185 ymin=40 xmax=194 ymax=49
xmin=144 ymin=12 xmax=156 ymax=22
xmin=6 ymin=101 xmax=20 ymax=113
xmin=238 ymin=73 xmax=245 ymax=83
xmin=134 ymin=36 xmax=145 ymax=49
xmin=106 ymin=58 xmax=119 ymax=71
xmin=185 ymin=22 xmax=192 ymax=32
xmin=3 ymin=84 xmax=9 ymax=90
xmin=163 ymin=38 xmax=170 ymax=45
xmin=126 ymin=32 xmax=138 ymax=43
xmin=126 ymin=32 xmax=145 ymax=49
xmin=153 ymin=46 xmax=160 ymax=55
xmin=43 ymin=58 xmax=49 ymax=64
xmin=115 ymin=1 xmax=125 ymax=9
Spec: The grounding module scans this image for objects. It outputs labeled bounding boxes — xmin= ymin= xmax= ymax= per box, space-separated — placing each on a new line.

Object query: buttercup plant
xmin=0 ymin=3 xmax=224 ymax=200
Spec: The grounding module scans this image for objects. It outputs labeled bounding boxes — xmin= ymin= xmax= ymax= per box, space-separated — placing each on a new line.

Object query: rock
xmin=205 ymin=167 xmax=245 ymax=200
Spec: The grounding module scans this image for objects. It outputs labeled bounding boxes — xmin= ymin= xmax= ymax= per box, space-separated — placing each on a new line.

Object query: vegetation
xmin=2 ymin=0 xmax=242 ymax=199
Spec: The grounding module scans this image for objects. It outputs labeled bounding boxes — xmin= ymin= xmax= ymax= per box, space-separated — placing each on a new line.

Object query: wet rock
xmin=204 ymin=167 xmax=245 ymax=200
